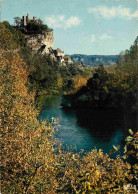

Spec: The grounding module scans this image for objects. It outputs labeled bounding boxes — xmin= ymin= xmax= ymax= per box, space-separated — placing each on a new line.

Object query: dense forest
xmin=0 ymin=19 xmax=138 ymax=193
xmin=70 ymin=54 xmax=119 ymax=66
xmin=63 ymin=37 xmax=138 ymax=112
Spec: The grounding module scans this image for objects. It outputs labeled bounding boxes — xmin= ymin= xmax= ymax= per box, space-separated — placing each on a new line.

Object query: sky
xmin=1 ymin=0 xmax=138 ymax=55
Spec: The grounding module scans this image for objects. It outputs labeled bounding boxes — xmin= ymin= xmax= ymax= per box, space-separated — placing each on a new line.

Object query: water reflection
xmin=38 ymin=96 xmax=137 ymax=155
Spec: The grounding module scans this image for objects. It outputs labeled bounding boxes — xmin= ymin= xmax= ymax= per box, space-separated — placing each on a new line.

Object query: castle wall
xmin=23 ymin=16 xmax=27 ymax=26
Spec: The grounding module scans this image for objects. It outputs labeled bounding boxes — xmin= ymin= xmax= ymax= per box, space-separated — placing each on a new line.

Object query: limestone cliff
xmin=25 ymin=31 xmax=53 ymax=54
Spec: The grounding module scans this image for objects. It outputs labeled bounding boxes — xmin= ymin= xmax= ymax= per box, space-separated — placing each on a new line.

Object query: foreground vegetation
xmin=0 ymin=20 xmax=137 ymax=193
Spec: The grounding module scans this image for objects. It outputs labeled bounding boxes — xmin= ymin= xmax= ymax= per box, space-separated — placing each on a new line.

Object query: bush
xmin=26 ymin=20 xmax=50 ymax=34
xmin=0 ymin=51 xmax=55 ymax=192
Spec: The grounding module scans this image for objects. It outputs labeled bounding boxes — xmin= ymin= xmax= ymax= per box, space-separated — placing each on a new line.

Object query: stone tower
xmin=22 ymin=14 xmax=54 ymax=54
xmin=22 ymin=14 xmax=29 ymax=26
xmin=22 ymin=16 xmax=27 ymax=26
xmin=26 ymin=13 xmax=29 ymax=22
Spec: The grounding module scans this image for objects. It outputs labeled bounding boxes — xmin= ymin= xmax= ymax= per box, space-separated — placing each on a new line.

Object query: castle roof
xmin=64 ymin=56 xmax=71 ymax=59
xmin=56 ymin=48 xmax=64 ymax=53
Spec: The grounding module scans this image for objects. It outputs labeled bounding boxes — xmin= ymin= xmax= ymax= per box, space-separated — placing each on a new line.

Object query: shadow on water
xmin=74 ymin=108 xmax=137 ymax=138
xmin=38 ymin=96 xmax=137 ymax=156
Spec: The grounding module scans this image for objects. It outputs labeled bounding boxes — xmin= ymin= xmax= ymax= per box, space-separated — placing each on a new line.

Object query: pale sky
xmin=1 ymin=0 xmax=138 ymax=55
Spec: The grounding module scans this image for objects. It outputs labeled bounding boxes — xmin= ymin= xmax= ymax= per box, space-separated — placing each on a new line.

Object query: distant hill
xmin=70 ymin=54 xmax=119 ymax=66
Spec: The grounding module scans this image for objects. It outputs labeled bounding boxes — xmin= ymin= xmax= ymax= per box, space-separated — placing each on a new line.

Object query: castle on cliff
xmin=22 ymin=14 xmax=40 ymax=27
xmin=22 ymin=14 xmax=72 ymax=64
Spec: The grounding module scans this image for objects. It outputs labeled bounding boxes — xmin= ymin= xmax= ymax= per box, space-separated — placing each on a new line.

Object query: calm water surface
xmin=38 ymin=96 xmax=137 ymax=155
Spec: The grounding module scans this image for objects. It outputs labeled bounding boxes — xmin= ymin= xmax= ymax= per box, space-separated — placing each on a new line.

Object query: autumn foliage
xmin=0 ymin=50 xmax=134 ymax=193
xmin=0 ymin=23 xmax=18 ymax=50
xmin=0 ymin=51 xmax=55 ymax=192
xmin=0 ymin=22 xmax=137 ymax=193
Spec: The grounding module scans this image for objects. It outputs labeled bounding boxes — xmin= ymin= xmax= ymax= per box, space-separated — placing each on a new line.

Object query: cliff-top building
xmin=64 ymin=56 xmax=72 ymax=64
xmin=21 ymin=14 xmax=53 ymax=54
xmin=22 ymin=14 xmax=29 ymax=26
xmin=21 ymin=14 xmax=72 ymax=63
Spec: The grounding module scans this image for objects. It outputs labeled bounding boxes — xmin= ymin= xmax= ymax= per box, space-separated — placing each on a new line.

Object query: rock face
xmin=24 ymin=30 xmax=72 ymax=64
xmin=25 ymin=31 xmax=53 ymax=54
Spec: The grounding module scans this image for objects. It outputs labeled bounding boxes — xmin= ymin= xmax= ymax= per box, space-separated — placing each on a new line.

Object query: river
xmin=38 ymin=95 xmax=137 ymax=155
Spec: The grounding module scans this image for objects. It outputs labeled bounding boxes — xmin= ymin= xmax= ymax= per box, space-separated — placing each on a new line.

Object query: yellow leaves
xmin=70 ymin=75 xmax=89 ymax=94
xmin=106 ymin=64 xmax=137 ymax=95
xmin=1 ymin=51 xmax=135 ymax=193
xmin=57 ymin=76 xmax=63 ymax=88
xmin=55 ymin=148 xmax=132 ymax=193
xmin=94 ymin=170 xmax=100 ymax=178
xmin=0 ymin=24 xmax=18 ymax=51
xmin=86 ymin=181 xmax=92 ymax=191
xmin=98 ymin=149 xmax=104 ymax=157
xmin=0 ymin=51 xmax=56 ymax=193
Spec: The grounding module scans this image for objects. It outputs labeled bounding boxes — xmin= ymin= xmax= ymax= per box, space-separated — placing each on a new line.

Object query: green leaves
xmin=113 ymin=145 xmax=120 ymax=151
xmin=0 ymin=23 xmax=18 ymax=50
xmin=26 ymin=19 xmax=50 ymax=35
xmin=125 ymin=136 xmax=133 ymax=142
xmin=128 ymin=129 xmax=134 ymax=135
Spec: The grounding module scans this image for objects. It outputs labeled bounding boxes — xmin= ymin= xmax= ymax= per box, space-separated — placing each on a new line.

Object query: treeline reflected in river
xmin=38 ymin=96 xmax=137 ymax=155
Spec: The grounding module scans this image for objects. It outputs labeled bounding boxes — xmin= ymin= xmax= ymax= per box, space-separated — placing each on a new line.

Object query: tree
xmin=14 ymin=17 xmax=22 ymax=27
xmin=0 ymin=51 xmax=56 ymax=192
xmin=0 ymin=23 xmax=18 ymax=50
xmin=26 ymin=19 xmax=49 ymax=34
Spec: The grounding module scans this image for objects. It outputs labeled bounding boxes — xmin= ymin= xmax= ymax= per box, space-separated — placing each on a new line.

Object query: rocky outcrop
xmin=25 ymin=31 xmax=53 ymax=54
xmin=24 ymin=28 xmax=72 ymax=64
